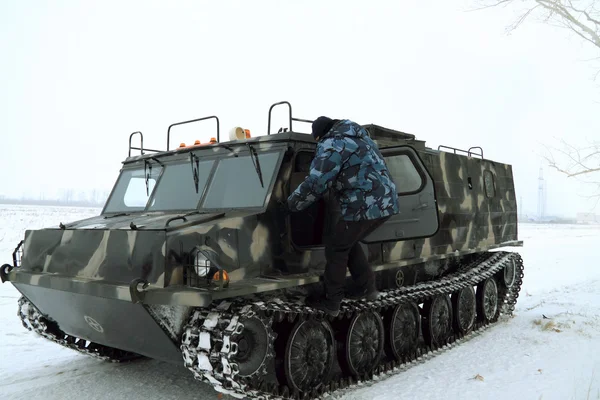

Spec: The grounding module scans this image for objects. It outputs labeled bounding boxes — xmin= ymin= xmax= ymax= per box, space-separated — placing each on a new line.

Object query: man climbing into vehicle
xmin=287 ymin=116 xmax=400 ymax=317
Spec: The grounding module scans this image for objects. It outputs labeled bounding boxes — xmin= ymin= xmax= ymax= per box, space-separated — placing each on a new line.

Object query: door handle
xmin=393 ymin=218 xmax=419 ymax=223
xmin=412 ymin=203 xmax=428 ymax=211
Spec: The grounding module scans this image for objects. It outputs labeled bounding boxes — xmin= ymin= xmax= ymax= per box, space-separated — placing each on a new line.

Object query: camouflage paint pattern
xmin=2 ymin=126 xmax=521 ymax=363
xmin=5 ymin=129 xmax=520 ymax=307
xmin=375 ymin=148 xmax=518 ymax=265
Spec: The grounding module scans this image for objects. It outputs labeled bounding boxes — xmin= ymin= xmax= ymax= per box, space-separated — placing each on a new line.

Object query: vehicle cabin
xmin=102 ymin=102 xmax=517 ymax=288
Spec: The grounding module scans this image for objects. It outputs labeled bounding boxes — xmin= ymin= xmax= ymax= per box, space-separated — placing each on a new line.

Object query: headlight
xmin=194 ymin=251 xmax=212 ymax=277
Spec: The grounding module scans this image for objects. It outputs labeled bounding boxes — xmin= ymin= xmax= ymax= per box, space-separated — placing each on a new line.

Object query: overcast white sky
xmin=1 ymin=0 xmax=598 ymax=217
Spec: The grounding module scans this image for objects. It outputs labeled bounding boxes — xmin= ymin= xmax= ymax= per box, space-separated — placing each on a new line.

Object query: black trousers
xmin=323 ymin=216 xmax=389 ymax=302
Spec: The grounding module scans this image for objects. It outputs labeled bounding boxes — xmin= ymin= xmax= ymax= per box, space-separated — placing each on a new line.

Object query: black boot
xmin=305 ymin=295 xmax=340 ymax=317
xmin=345 ymin=284 xmax=380 ymax=301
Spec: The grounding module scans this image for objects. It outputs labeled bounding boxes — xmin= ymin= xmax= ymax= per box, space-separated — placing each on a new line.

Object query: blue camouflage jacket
xmin=287 ymin=119 xmax=400 ymax=221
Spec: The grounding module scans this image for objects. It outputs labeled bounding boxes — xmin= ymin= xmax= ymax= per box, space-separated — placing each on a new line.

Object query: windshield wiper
xmin=144 ymin=157 xmax=163 ymax=196
xmin=246 ymin=143 xmax=264 ymax=188
xmin=190 ymin=153 xmax=200 ymax=193
xmin=218 ymin=143 xmax=238 ymax=157
xmin=104 ymin=212 xmax=130 ymax=219
xmin=221 ymin=143 xmax=234 ymax=152
xmin=144 ymin=160 xmax=152 ymax=196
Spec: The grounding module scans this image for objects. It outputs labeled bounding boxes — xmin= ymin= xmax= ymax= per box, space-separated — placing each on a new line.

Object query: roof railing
xmin=167 ymin=116 xmax=220 ymax=151
xmin=438 ymin=145 xmax=484 ymax=159
xmin=267 ymin=101 xmax=313 ymax=135
xmin=128 ymin=131 xmax=162 ymax=157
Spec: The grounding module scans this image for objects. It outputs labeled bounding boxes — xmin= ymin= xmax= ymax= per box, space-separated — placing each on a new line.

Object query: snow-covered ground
xmin=0 ymin=204 xmax=598 ymax=400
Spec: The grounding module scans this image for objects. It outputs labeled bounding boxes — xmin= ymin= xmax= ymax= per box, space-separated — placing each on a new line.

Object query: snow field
xmin=0 ymin=205 xmax=598 ymax=400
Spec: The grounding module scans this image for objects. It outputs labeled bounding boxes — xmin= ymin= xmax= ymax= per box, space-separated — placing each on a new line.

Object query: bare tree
xmin=475 ymin=0 xmax=599 ymax=202
xmin=541 ymin=138 xmax=600 ymax=205
xmin=475 ymin=0 xmax=599 ymax=52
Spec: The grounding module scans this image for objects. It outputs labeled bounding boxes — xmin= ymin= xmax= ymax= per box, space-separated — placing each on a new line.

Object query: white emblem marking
xmin=84 ymin=315 xmax=104 ymax=333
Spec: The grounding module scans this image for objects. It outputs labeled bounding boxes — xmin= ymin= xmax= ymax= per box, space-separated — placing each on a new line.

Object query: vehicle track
xmin=180 ymin=251 xmax=524 ymax=400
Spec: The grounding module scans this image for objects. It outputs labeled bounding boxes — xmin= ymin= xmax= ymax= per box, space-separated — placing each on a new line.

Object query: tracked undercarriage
xmin=180 ymin=251 xmax=524 ymax=399
xmin=15 ymin=250 xmax=522 ymax=399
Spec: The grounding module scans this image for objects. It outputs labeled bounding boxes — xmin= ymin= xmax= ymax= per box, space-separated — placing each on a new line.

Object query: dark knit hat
xmin=311 ymin=116 xmax=335 ymax=140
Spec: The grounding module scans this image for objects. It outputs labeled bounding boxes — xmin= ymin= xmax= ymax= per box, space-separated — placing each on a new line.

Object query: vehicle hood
xmin=60 ymin=211 xmax=227 ymax=231
xmin=17 ymin=211 xmax=253 ymax=286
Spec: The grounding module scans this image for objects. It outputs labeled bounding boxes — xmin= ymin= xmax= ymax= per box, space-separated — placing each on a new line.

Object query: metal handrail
xmin=128 ymin=131 xmax=161 ymax=157
xmin=167 ymin=116 xmax=220 ymax=150
xmin=438 ymin=145 xmax=484 ymax=159
xmin=267 ymin=101 xmax=313 ymax=135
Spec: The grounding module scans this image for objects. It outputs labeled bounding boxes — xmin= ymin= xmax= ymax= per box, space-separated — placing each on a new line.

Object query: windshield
xmin=103 ymin=150 xmax=281 ymax=214
xmin=148 ymin=160 xmax=214 ymax=211
xmin=202 ymin=152 xmax=280 ymax=208
xmin=104 ymin=166 xmax=162 ymax=213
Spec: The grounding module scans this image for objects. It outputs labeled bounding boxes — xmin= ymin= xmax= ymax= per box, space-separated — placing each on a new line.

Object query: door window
xmin=385 ymin=153 xmax=424 ymax=194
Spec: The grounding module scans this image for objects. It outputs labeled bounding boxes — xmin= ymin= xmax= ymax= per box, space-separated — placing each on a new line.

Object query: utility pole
xmin=537 ymin=167 xmax=545 ymax=220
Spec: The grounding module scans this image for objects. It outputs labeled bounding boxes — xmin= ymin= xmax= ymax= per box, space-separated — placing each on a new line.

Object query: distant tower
xmin=537 ymin=167 xmax=546 ymax=219
xmin=519 ymin=196 xmax=523 ymax=220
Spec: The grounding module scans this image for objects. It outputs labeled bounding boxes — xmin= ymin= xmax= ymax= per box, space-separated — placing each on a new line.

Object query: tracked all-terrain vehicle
xmin=2 ymin=101 xmax=523 ymax=399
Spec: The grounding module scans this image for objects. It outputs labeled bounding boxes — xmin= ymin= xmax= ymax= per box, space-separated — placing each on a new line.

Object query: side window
xmin=484 ymin=170 xmax=495 ymax=198
xmin=385 ymin=153 xmax=423 ymax=195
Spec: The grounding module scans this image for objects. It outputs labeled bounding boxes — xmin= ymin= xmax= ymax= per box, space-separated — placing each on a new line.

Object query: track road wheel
xmin=452 ymin=286 xmax=476 ymax=334
xmin=422 ymin=295 xmax=453 ymax=346
xmin=502 ymin=258 xmax=517 ymax=288
xmin=477 ymin=278 xmax=499 ymax=322
xmin=340 ymin=311 xmax=384 ymax=377
xmin=283 ymin=319 xmax=335 ymax=393
xmin=231 ymin=316 xmax=274 ymax=378
xmin=385 ymin=302 xmax=420 ymax=360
